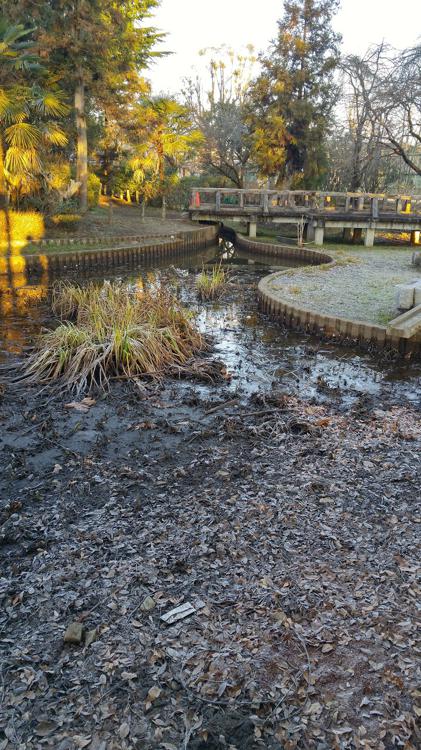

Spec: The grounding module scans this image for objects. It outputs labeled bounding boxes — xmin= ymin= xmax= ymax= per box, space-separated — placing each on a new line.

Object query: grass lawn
xmin=224 ymin=223 xmax=419 ymax=325
xmin=267 ymin=245 xmax=420 ymax=324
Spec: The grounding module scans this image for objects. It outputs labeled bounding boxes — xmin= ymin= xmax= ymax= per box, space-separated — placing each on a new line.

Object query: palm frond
xmin=5 ymin=122 xmax=41 ymax=150
xmin=41 ymin=123 xmax=68 ymax=146
xmin=5 ymin=146 xmax=42 ymax=175
xmin=33 ymin=92 xmax=69 ymax=118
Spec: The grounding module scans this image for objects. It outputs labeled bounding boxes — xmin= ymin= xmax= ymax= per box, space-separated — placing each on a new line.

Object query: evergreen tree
xmin=249 ymin=0 xmax=341 ymax=187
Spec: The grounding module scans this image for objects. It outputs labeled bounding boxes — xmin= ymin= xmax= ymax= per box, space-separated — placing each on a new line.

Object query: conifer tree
xmin=249 ymin=0 xmax=341 ymax=187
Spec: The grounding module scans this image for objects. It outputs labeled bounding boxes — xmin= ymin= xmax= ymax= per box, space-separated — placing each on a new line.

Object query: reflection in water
xmin=0 ymin=209 xmax=49 ymax=352
xmin=0 ymin=239 xmax=420 ymax=406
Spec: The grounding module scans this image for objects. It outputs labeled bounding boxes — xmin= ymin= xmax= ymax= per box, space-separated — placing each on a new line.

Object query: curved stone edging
xmin=10 ymin=225 xmax=218 ymax=277
xmin=235 ymin=233 xmax=421 ymax=354
xmin=236 ymin=233 xmax=334 ymax=266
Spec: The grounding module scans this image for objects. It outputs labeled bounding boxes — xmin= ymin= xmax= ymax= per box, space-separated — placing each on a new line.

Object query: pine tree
xmin=249 ymin=0 xmax=341 ymax=187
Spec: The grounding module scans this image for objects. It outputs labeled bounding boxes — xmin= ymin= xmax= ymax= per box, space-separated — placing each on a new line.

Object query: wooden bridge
xmin=189 ymin=188 xmax=421 ymax=246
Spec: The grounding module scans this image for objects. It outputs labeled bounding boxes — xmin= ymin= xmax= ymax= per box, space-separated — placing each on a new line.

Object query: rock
xmin=395 ymin=282 xmax=416 ymax=311
xmin=140 ymin=595 xmax=156 ymax=612
xmin=64 ymin=621 xmax=84 ymax=644
xmin=85 ymin=628 xmax=97 ymax=647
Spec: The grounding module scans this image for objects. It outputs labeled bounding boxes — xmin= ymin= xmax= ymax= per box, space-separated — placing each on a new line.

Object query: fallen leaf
xmin=119 ymin=722 xmax=130 ymax=739
xmin=65 ymin=397 xmax=96 ymax=413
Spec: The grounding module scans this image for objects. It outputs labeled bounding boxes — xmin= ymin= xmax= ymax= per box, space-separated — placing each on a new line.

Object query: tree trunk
xmin=0 ymin=136 xmax=12 ymax=256
xmin=162 ymin=195 xmax=166 ymax=220
xmin=75 ymin=77 xmax=88 ymax=213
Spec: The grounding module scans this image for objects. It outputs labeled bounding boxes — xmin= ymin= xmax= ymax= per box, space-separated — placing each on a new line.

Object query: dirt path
xmin=47 ymin=199 xmax=199 ymax=240
xmin=0 ymin=375 xmax=420 ymax=749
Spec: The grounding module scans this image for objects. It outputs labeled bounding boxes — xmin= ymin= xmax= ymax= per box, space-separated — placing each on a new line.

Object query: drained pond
xmin=0 ymin=240 xmax=420 ymax=749
xmin=1 ymin=239 xmax=420 ymax=406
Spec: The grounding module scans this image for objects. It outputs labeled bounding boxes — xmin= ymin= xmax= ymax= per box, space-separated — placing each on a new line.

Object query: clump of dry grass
xmin=196 ymin=263 xmax=227 ymax=300
xmin=22 ymin=281 xmax=206 ymax=393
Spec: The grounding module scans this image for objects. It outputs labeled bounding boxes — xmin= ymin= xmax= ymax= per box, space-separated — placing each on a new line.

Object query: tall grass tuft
xmin=22 ymin=281 xmax=206 ymax=393
xmin=196 ymin=263 xmax=227 ymax=300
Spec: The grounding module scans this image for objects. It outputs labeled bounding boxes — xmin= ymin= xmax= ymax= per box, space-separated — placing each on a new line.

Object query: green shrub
xmin=50 ymin=214 xmax=82 ymax=231
xmin=88 ymin=173 xmax=101 ymax=208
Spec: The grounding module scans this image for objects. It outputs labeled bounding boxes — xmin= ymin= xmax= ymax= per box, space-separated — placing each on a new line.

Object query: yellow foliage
xmin=0 ymin=210 xmax=44 ymax=246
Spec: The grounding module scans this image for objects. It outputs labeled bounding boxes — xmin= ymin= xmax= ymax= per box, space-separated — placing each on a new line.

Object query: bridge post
xmin=364 ymin=228 xmax=375 ymax=247
xmin=216 ymin=191 xmax=221 ymax=211
xmin=314 ymin=225 xmax=324 ymax=246
xmin=239 ymin=191 xmax=244 ymax=209
xmin=262 ymin=192 xmax=269 ymax=214
xmin=247 ymin=221 xmax=257 ymax=238
xmin=306 ymin=221 xmax=315 ymax=241
xmin=411 ymin=231 xmax=420 ymax=246
xmin=371 ymin=198 xmax=379 ymax=220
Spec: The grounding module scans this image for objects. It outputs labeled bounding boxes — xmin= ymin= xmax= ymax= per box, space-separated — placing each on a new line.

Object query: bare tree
xmin=183 ymin=46 xmax=256 ymax=187
xmin=370 ymin=43 xmax=421 ymax=176
xmin=364 ymin=44 xmax=421 ymax=175
xmin=329 ymin=43 xmax=420 ymax=192
xmin=340 ymin=45 xmax=387 ymax=190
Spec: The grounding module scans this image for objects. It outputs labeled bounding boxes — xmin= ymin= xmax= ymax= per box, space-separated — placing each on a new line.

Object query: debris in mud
xmin=169 ymin=357 xmax=231 ymax=383
xmin=0 ymin=379 xmax=419 ymax=749
xmin=63 ymin=622 xmax=84 ymax=644
xmin=64 ymin=397 xmax=96 ymax=412
xmin=0 ymin=257 xmax=420 ymax=749
xmin=141 ymin=595 xmax=157 ymax=612
xmin=161 ymin=601 xmax=196 ymax=624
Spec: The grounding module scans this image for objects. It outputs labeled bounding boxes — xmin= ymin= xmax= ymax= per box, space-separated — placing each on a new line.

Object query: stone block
xmin=412 ymin=251 xmax=421 ymax=267
xmin=395 ymin=283 xmax=415 ymax=310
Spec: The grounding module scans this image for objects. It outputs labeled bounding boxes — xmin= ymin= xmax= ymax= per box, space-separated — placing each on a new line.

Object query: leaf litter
xmin=0 ymin=374 xmax=420 ymax=750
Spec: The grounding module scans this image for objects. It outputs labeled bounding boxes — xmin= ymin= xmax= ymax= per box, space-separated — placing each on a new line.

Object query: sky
xmin=147 ymin=0 xmax=421 ymax=95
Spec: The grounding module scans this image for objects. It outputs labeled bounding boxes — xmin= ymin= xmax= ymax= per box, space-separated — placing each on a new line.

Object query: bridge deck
xmin=190 ymin=206 xmax=421 ymax=224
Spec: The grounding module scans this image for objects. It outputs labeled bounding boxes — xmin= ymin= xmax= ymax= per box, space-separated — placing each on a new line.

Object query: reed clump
xmin=22 ymin=281 xmax=206 ymax=393
xmin=196 ymin=263 xmax=227 ymax=300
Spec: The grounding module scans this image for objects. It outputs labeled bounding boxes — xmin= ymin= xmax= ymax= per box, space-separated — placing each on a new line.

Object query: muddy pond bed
xmin=0 ymin=242 xmax=420 ymax=749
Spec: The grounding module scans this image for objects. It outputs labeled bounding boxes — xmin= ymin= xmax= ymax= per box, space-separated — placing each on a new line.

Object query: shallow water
xmin=0 ymin=240 xmax=420 ymax=407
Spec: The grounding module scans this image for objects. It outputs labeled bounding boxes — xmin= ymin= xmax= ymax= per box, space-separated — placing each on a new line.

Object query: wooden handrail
xmin=189 ymin=188 xmax=421 ymax=215
xmin=190 ymin=188 xmax=421 ymax=200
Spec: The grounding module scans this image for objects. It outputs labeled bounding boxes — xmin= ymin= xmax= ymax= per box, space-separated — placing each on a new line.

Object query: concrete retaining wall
xmin=237 ymin=234 xmax=421 ymax=354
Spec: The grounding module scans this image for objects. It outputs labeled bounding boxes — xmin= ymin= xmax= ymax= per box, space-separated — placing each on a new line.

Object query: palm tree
xmin=129 ymin=97 xmax=202 ymax=218
xmin=0 ymin=19 xmax=68 ymax=218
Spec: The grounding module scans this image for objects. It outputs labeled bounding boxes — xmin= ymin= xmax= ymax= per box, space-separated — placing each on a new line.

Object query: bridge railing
xmin=190 ymin=189 xmax=421 ymax=216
